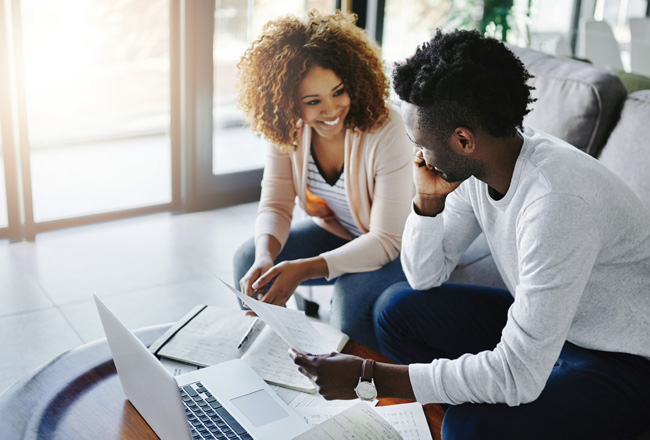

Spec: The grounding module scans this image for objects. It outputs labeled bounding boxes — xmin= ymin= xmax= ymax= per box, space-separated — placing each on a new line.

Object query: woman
xmin=233 ymin=10 xmax=413 ymax=351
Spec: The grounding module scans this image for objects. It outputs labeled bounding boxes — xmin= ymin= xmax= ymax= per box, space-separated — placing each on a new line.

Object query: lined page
xmin=156 ymin=307 xmax=262 ymax=366
xmin=295 ymin=403 xmax=431 ymax=440
xmin=293 ymin=402 xmax=404 ymax=440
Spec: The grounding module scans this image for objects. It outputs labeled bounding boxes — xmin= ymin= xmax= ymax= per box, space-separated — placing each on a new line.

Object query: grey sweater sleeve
xmin=406 ymin=194 xmax=600 ymax=406
xmin=401 ymin=183 xmax=482 ymax=290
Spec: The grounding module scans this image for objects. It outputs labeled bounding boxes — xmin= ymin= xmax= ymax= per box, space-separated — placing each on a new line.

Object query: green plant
xmin=444 ymin=0 xmax=530 ymax=43
xmin=481 ymin=0 xmax=515 ymax=41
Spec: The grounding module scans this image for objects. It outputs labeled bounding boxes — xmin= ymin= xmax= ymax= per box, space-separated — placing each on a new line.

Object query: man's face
xmin=401 ymin=102 xmax=479 ymax=183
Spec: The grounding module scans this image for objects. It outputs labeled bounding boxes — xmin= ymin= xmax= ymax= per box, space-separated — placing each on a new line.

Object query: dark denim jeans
xmin=233 ymin=219 xmax=406 ymax=351
xmin=374 ymin=281 xmax=650 ymax=440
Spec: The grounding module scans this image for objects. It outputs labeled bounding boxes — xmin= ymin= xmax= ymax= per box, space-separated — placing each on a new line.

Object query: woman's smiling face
xmin=298 ymin=66 xmax=350 ymax=140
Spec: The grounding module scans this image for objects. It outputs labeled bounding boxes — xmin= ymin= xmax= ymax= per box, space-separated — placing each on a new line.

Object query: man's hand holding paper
xmin=289 ymin=349 xmax=363 ymax=400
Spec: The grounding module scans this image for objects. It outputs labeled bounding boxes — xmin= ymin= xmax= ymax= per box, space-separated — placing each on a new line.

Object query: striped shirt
xmin=307 ymin=151 xmax=363 ymax=237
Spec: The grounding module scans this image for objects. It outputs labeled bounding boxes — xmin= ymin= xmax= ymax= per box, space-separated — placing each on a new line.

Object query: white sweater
xmin=403 ymin=127 xmax=650 ymax=406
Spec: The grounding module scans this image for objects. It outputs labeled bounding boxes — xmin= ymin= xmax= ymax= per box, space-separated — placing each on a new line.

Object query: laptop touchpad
xmin=231 ymin=389 xmax=289 ymax=427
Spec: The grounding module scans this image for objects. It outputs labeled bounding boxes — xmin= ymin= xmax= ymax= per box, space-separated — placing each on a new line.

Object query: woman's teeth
xmin=321 ymin=117 xmax=339 ymax=126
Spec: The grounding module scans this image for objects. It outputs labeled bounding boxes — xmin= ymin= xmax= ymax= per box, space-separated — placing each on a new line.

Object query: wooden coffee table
xmin=0 ymin=325 xmax=444 ymax=439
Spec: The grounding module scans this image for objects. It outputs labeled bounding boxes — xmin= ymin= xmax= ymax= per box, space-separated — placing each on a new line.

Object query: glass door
xmin=1 ymin=0 xmax=343 ymax=241
xmin=0 ymin=141 xmax=7 ymax=229
xmin=20 ymin=0 xmax=172 ymax=223
xmin=0 ymin=0 xmax=18 ymax=238
xmin=591 ymin=0 xmax=649 ymax=70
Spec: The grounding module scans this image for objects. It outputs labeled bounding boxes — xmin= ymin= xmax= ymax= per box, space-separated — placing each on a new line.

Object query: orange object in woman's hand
xmin=305 ymin=189 xmax=335 ymax=220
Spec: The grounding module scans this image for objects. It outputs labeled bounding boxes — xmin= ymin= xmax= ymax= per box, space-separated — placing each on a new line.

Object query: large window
xmin=3 ymin=0 xmax=645 ymax=242
xmin=21 ymin=0 xmax=171 ymax=222
xmin=0 ymin=0 xmax=13 ymax=232
xmin=592 ymin=0 xmax=648 ymax=70
xmin=382 ymin=0 xmax=585 ymax=63
xmin=381 ymin=0 xmax=451 ymax=66
xmin=0 ymin=0 xmax=339 ymax=241
xmin=525 ymin=0 xmax=577 ymax=55
xmin=0 ymin=142 xmax=6 ymax=228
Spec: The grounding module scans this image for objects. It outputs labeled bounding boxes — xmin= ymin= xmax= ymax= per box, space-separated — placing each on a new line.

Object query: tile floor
xmin=0 ymin=201 xmax=329 ymax=394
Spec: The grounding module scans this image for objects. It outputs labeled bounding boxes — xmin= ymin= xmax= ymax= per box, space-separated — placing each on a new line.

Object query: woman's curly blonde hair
xmin=237 ymin=10 xmax=390 ymax=152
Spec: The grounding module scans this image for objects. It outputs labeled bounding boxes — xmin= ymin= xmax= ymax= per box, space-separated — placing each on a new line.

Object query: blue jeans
xmin=233 ymin=219 xmax=406 ymax=351
xmin=373 ymin=282 xmax=650 ymax=440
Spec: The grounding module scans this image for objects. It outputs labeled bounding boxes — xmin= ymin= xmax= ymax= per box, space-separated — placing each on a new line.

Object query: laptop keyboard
xmin=180 ymin=382 xmax=253 ymax=440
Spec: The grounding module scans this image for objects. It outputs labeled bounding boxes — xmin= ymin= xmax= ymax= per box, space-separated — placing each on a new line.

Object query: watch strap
xmin=360 ymin=359 xmax=375 ymax=382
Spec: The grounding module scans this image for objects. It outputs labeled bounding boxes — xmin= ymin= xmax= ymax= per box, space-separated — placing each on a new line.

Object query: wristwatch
xmin=354 ymin=359 xmax=377 ymax=401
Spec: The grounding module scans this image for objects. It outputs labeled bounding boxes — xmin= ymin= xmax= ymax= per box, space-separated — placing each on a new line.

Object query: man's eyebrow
xmin=301 ymin=82 xmax=344 ymax=100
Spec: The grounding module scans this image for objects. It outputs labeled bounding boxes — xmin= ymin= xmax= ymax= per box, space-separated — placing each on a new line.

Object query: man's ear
xmin=451 ymin=127 xmax=476 ymax=155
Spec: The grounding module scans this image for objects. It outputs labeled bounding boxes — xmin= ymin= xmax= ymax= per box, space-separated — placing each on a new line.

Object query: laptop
xmin=94 ymin=294 xmax=310 ymax=440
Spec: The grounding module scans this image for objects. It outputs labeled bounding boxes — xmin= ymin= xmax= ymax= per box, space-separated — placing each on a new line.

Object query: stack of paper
xmin=149 ymin=280 xmax=349 ymax=393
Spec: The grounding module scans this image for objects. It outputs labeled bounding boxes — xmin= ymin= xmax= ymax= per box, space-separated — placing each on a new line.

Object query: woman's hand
xmin=239 ymin=256 xmax=274 ymax=299
xmin=252 ymin=261 xmax=304 ymax=306
xmin=252 ymin=257 xmax=329 ymax=307
xmin=290 ymin=350 xmax=364 ymax=400
xmin=240 ymin=234 xmax=282 ymax=301
xmin=305 ymin=190 xmax=336 ymax=220
xmin=310 ymin=203 xmax=336 ymax=220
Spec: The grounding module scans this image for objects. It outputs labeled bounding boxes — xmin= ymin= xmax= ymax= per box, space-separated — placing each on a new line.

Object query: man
xmin=291 ymin=29 xmax=650 ymax=439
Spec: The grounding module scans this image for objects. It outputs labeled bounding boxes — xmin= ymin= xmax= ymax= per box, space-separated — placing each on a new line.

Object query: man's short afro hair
xmin=393 ymin=29 xmax=535 ymax=139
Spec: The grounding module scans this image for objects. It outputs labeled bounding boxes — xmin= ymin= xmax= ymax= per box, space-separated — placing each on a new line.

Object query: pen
xmin=237 ymin=317 xmax=260 ymax=349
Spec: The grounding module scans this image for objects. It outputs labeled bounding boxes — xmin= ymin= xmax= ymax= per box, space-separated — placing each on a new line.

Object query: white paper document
xmin=292 ymin=402 xmax=405 ymax=440
xmin=271 ymin=385 xmax=377 ymax=409
xmin=152 ymin=302 xmax=348 ymax=393
xmin=158 ymin=357 xmax=202 ymax=376
xmin=244 ymin=324 xmax=316 ymax=391
xmin=218 ymin=277 xmax=330 ymax=354
xmin=294 ymin=402 xmax=432 ymax=440
xmin=375 ymin=403 xmax=433 ymax=440
xmin=157 ymin=307 xmax=265 ymax=366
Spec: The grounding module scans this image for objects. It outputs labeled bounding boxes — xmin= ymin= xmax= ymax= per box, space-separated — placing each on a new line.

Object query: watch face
xmin=355 ymin=381 xmax=377 ymax=401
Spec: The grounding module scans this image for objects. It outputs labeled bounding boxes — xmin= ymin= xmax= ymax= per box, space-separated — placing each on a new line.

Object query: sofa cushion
xmin=507 ymin=45 xmax=627 ymax=157
xmin=598 ymin=90 xmax=650 ymax=211
xmin=616 ymin=70 xmax=650 ymax=94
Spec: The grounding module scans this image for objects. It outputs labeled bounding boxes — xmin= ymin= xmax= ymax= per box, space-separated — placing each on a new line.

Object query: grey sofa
xmin=451 ymin=45 xmax=650 ymax=292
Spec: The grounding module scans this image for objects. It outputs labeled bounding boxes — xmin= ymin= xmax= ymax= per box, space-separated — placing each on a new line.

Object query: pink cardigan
xmin=254 ymin=106 xmax=414 ymax=279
